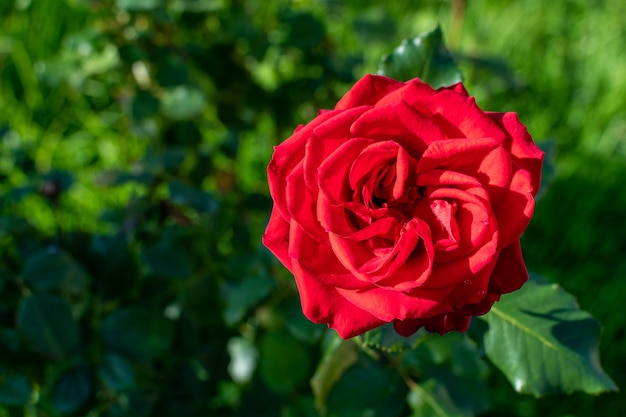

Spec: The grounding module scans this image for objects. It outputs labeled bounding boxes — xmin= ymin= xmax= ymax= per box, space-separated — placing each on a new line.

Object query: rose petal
xmin=489 ymin=239 xmax=528 ymax=294
xmin=405 ymin=89 xmax=507 ymax=142
xmin=288 ymin=219 xmax=368 ymax=290
xmin=291 ymin=259 xmax=386 ymax=339
xmin=262 ymin=205 xmax=293 ymax=272
xmin=350 ymin=100 xmax=447 ymax=156
xmin=487 ymin=112 xmax=544 ymax=195
xmin=334 ymin=74 xmax=405 ymax=110
xmin=268 ymin=109 xmax=343 ymax=220
xmin=304 ymin=106 xmax=371 ymax=190
xmin=335 ymin=283 xmax=454 ymax=322
xmin=286 ymin=161 xmax=327 ymax=242
xmin=493 ymin=168 xmax=535 ymax=248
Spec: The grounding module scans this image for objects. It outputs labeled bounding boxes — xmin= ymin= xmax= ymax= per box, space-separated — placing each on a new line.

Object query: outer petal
xmin=335 ymin=283 xmax=455 ymax=322
xmin=487 ymin=112 xmax=544 ymax=195
xmin=268 ymin=109 xmax=343 ymax=220
xmin=492 ymin=168 xmax=535 ymax=248
xmin=292 ymin=259 xmax=386 ymax=339
xmin=262 ymin=205 xmax=293 ymax=272
xmin=334 ymin=74 xmax=405 ymax=110
xmin=488 ymin=239 xmax=528 ymax=294
xmin=405 ymin=89 xmax=507 ymax=142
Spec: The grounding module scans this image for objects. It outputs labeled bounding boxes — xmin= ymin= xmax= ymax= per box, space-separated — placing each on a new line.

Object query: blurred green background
xmin=0 ymin=0 xmax=624 ymax=416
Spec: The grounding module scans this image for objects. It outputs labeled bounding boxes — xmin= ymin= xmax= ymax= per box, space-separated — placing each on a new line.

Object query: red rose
xmin=263 ymin=74 xmax=543 ymax=339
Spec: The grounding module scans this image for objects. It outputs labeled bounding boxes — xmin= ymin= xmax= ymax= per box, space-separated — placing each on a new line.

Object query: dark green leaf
xmin=101 ymin=307 xmax=174 ymax=361
xmin=90 ymin=234 xmax=139 ymax=299
xmin=17 ymin=294 xmax=79 ymax=360
xmin=98 ymin=352 xmax=136 ymax=392
xmin=281 ymin=12 xmax=325 ymax=49
xmin=407 ymin=379 xmax=469 ymax=417
xmin=131 ymin=91 xmax=160 ymax=121
xmin=479 ymin=278 xmax=618 ymax=396
xmin=259 ymin=331 xmax=310 ymax=394
xmin=401 ymin=333 xmax=490 ymax=415
xmin=21 ymin=248 xmax=90 ymax=295
xmin=223 ymin=274 xmax=275 ymax=326
xmin=140 ymin=238 xmax=192 ymax=279
xmin=0 ymin=372 xmax=32 ymax=406
xmin=282 ymin=297 xmax=325 ymax=344
xmin=310 ymin=335 xmax=359 ymax=413
xmin=52 ymin=364 xmax=93 ymax=414
xmin=325 ymin=351 xmax=407 ymax=417
xmin=357 ymin=323 xmax=427 ymax=352
xmin=168 ymin=181 xmax=218 ymax=213
xmin=378 ymin=26 xmax=462 ymax=87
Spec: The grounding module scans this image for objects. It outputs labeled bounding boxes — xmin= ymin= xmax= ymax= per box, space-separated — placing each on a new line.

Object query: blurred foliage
xmin=0 ymin=0 xmax=624 ymax=416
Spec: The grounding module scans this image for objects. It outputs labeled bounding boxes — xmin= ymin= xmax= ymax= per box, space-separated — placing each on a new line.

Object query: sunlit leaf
xmin=479 ymin=278 xmax=618 ymax=396
xmin=378 ymin=26 xmax=461 ymax=87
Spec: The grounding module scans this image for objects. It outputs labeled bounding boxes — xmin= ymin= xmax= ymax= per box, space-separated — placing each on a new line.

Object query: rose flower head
xmin=263 ymin=74 xmax=544 ymax=339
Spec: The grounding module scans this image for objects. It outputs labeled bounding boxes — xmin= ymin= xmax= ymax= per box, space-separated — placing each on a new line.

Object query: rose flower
xmin=263 ymin=74 xmax=544 ymax=339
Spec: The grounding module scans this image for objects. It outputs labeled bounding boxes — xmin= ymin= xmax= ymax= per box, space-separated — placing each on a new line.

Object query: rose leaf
xmin=378 ymin=26 xmax=462 ymax=88
xmin=478 ymin=276 xmax=618 ymax=396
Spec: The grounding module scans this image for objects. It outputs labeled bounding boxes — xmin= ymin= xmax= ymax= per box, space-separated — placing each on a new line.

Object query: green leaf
xmin=281 ymin=297 xmax=325 ymax=344
xmin=116 ymin=0 xmax=164 ymax=11
xmin=407 ymin=379 xmax=470 ymax=417
xmin=168 ymin=181 xmax=218 ymax=214
xmin=98 ymin=352 xmax=136 ymax=392
xmin=356 ymin=323 xmax=427 ymax=352
xmin=101 ymin=307 xmax=174 ymax=361
xmin=310 ymin=335 xmax=359 ymax=413
xmin=378 ymin=26 xmax=462 ymax=87
xmin=90 ymin=234 xmax=139 ymax=299
xmin=140 ymin=238 xmax=192 ymax=279
xmin=160 ymin=85 xmax=206 ymax=120
xmin=259 ymin=331 xmax=311 ymax=394
xmin=222 ymin=274 xmax=275 ymax=326
xmin=325 ymin=351 xmax=407 ymax=417
xmin=0 ymin=372 xmax=32 ymax=406
xmin=479 ymin=278 xmax=618 ymax=396
xmin=52 ymin=364 xmax=93 ymax=414
xmin=17 ymin=294 xmax=79 ymax=360
xmin=21 ymin=248 xmax=90 ymax=295
xmin=401 ymin=333 xmax=490 ymax=416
